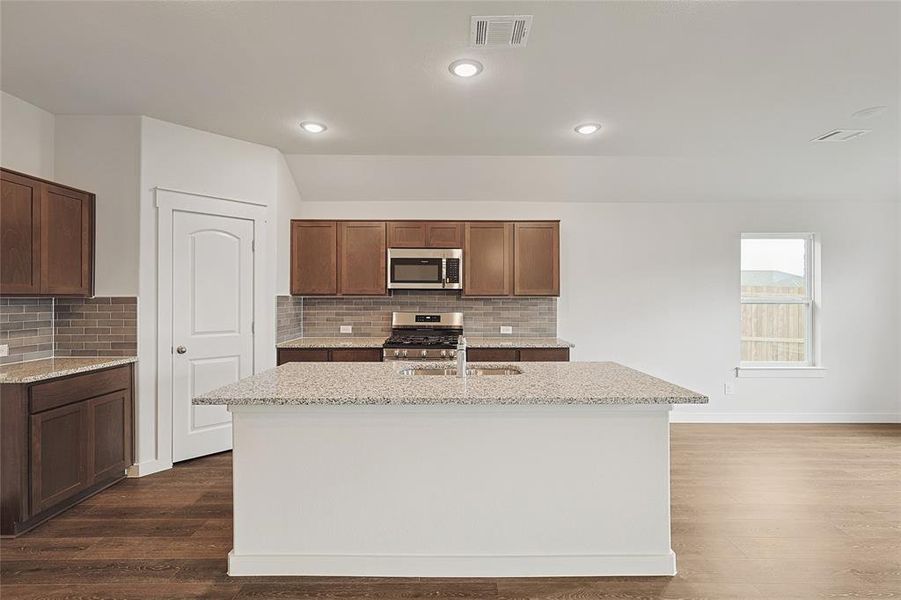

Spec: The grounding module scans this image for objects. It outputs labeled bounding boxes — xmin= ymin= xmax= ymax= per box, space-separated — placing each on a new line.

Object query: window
xmin=740 ymin=234 xmax=818 ymax=368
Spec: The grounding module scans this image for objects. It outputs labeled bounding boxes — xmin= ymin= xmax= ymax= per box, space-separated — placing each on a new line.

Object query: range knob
xmin=421 ymin=350 xmax=428 ymax=357
xmin=394 ymin=349 xmax=400 ymax=357
xmin=401 ymin=349 xmax=408 ymax=357
xmin=449 ymin=350 xmax=456 ymax=358
xmin=440 ymin=349 xmax=447 ymax=357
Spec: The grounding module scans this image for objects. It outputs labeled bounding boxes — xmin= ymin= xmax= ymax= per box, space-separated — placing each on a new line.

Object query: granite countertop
xmin=277 ymin=337 xmax=574 ymax=349
xmin=0 ymin=356 xmax=137 ymax=384
xmin=468 ymin=337 xmax=574 ymax=348
xmin=277 ymin=337 xmax=387 ymax=348
xmin=195 ymin=361 xmax=707 ymax=406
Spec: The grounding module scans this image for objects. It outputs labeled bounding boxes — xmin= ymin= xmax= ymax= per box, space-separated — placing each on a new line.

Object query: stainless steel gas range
xmin=382 ymin=311 xmax=463 ymax=361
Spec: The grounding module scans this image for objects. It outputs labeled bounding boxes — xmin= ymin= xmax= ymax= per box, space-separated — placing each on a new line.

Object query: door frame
xmin=155 ymin=188 xmax=269 ymax=465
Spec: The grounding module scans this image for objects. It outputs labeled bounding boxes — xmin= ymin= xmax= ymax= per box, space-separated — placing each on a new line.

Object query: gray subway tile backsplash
xmin=277 ymin=291 xmax=555 ymax=339
xmin=54 ymin=297 xmax=137 ymax=357
xmin=0 ymin=296 xmax=138 ymax=364
xmin=0 ymin=298 xmax=54 ymax=364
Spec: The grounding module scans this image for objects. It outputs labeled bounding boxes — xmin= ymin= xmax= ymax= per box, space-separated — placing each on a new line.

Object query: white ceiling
xmin=1 ymin=1 xmax=898 ymax=160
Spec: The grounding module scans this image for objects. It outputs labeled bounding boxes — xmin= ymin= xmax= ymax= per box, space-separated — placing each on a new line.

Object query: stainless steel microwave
xmin=387 ymin=248 xmax=462 ymax=290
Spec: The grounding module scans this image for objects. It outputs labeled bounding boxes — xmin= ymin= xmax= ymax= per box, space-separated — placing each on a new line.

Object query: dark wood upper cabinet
xmin=291 ymin=220 xmax=338 ymax=295
xmin=42 ymin=184 xmax=93 ymax=296
xmin=0 ymin=168 xmax=94 ymax=296
xmin=426 ymin=222 xmax=463 ymax=248
xmin=338 ymin=221 xmax=386 ymax=295
xmin=292 ymin=219 xmax=558 ymax=297
xmin=387 ymin=221 xmax=463 ymax=248
xmin=464 ymin=222 xmax=513 ymax=296
xmin=513 ymin=222 xmax=560 ymax=296
xmin=387 ymin=222 xmax=427 ymax=248
xmin=0 ymin=170 xmax=41 ymax=294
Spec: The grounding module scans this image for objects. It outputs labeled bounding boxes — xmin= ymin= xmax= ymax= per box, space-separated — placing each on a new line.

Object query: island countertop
xmin=194 ymin=361 xmax=707 ymax=406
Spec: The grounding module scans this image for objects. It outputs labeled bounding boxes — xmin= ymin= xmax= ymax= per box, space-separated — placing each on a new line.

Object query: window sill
xmin=735 ymin=366 xmax=827 ymax=379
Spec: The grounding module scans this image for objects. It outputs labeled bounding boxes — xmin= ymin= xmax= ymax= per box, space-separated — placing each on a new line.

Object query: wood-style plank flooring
xmin=1 ymin=424 xmax=899 ymax=599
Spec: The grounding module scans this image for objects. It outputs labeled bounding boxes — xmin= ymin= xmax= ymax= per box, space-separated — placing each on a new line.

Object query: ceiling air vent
xmin=470 ymin=15 xmax=532 ymax=48
xmin=811 ymin=129 xmax=871 ymax=142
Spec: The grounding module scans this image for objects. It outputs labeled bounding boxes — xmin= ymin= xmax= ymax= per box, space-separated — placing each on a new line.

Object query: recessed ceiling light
xmin=852 ymin=105 xmax=888 ymax=120
xmin=449 ymin=59 xmax=483 ymax=78
xmin=574 ymin=123 xmax=601 ymax=135
xmin=299 ymin=121 xmax=327 ymax=134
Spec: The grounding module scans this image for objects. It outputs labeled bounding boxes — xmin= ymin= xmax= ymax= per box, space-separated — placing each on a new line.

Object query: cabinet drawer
xmin=278 ymin=348 xmax=330 ymax=364
xmin=329 ymin=349 xmax=382 ymax=362
xmin=467 ymin=348 xmax=519 ymax=362
xmin=30 ymin=365 xmax=131 ymax=414
xmin=519 ymin=348 xmax=570 ymax=362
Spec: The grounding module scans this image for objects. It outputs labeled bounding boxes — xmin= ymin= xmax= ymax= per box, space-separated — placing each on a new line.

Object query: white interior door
xmin=172 ymin=210 xmax=254 ymax=462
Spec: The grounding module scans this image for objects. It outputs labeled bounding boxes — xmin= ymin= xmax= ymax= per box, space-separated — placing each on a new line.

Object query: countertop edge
xmin=0 ymin=357 xmax=138 ymax=384
xmin=196 ymin=397 xmax=708 ymax=406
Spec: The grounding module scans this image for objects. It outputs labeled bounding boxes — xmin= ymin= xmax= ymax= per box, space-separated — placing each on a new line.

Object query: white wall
xmin=0 ymin=91 xmax=55 ymax=178
xmin=286 ymin=155 xmax=901 ymax=422
xmin=276 ymin=153 xmax=303 ymax=295
xmin=55 ymin=116 xmax=142 ymax=296
xmin=136 ymin=117 xmax=285 ymax=474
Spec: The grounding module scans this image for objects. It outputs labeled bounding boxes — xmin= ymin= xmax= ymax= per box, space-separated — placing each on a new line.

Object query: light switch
xmin=500 ymin=326 xmax=513 ymax=334
xmin=0 ymin=344 xmax=8 ymax=357
xmin=724 ymin=381 xmax=736 ymax=395
xmin=340 ymin=325 xmax=353 ymax=334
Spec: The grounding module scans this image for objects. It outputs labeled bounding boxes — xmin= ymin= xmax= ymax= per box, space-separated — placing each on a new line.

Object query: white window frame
xmin=737 ymin=233 xmax=824 ymax=377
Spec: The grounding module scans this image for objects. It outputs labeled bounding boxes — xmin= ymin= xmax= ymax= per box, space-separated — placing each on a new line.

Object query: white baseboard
xmin=127 ymin=458 xmax=173 ymax=478
xmin=670 ymin=412 xmax=900 ymax=423
xmin=227 ymin=550 xmax=677 ymax=578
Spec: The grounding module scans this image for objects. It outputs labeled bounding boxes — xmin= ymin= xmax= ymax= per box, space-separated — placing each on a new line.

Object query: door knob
xmin=176 ymin=346 xmax=187 ymax=354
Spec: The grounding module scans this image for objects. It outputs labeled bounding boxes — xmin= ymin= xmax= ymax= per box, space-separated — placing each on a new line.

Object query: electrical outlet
xmin=724 ymin=381 xmax=736 ymax=395
xmin=500 ymin=326 xmax=513 ymax=334
xmin=340 ymin=325 xmax=353 ymax=334
xmin=0 ymin=344 xmax=8 ymax=357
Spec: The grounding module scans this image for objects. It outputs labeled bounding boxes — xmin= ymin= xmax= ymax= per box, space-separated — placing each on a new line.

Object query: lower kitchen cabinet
xmin=277 ymin=347 xmax=382 ymax=365
xmin=467 ymin=347 xmax=570 ymax=362
xmin=1 ymin=364 xmax=134 ymax=537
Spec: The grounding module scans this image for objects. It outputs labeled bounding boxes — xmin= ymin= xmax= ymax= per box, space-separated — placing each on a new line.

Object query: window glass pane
xmin=741 ymin=238 xmax=807 ymax=298
xmin=741 ymin=303 xmax=808 ymax=363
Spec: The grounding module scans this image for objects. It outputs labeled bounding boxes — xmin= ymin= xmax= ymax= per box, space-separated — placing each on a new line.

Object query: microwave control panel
xmin=445 ymin=258 xmax=461 ymax=284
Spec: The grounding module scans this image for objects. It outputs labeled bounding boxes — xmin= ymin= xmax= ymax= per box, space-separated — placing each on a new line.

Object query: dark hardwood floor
xmin=1 ymin=424 xmax=899 ymax=599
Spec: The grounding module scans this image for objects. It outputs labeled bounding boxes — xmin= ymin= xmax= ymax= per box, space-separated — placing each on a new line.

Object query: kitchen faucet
xmin=456 ymin=335 xmax=467 ymax=378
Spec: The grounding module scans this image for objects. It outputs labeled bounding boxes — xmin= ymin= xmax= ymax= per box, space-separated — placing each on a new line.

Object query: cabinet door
xmin=514 ymin=222 xmax=560 ymax=296
xmin=87 ymin=390 xmax=133 ymax=484
xmin=30 ymin=402 xmax=89 ymax=514
xmin=329 ymin=348 xmax=383 ymax=362
xmin=464 ymin=222 xmax=513 ymax=296
xmin=388 ymin=222 xmax=427 ymax=248
xmin=41 ymin=184 xmax=93 ymax=296
xmin=0 ymin=171 xmax=42 ymax=295
xmin=291 ymin=221 xmax=337 ymax=295
xmin=426 ymin=222 xmax=463 ymax=248
xmin=339 ymin=221 xmax=387 ymax=295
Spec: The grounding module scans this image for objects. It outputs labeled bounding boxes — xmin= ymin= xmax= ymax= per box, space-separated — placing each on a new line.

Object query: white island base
xmin=227 ymin=403 xmax=676 ymax=578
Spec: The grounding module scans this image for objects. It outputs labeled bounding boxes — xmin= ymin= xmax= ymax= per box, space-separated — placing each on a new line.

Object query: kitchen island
xmin=195 ymin=361 xmax=707 ymax=577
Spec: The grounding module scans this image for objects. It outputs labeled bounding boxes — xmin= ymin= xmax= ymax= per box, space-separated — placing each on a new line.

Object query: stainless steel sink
xmin=399 ymin=367 xmax=522 ymax=377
